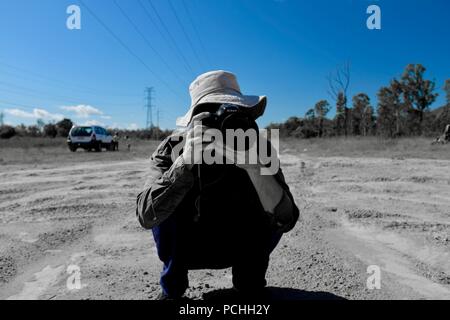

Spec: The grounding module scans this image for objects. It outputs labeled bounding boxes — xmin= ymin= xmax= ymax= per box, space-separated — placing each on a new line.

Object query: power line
xmin=0 ymin=80 xmax=141 ymax=108
xmin=0 ymin=79 xmax=180 ymax=125
xmin=145 ymin=0 xmax=197 ymax=75
xmin=78 ymin=0 xmax=184 ymax=101
xmin=145 ymin=87 xmax=154 ymax=128
xmin=0 ymin=99 xmax=39 ymax=111
xmin=138 ymin=0 xmax=194 ymax=77
xmin=0 ymin=89 xmax=140 ymax=116
xmin=181 ymin=0 xmax=211 ymax=66
xmin=113 ymin=0 xmax=187 ymax=87
xmin=0 ymin=61 xmax=140 ymax=98
xmin=167 ymin=0 xmax=205 ymax=71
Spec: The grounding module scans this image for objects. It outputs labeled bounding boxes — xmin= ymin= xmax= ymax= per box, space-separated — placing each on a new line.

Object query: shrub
xmin=56 ymin=118 xmax=73 ymax=137
xmin=0 ymin=125 xmax=16 ymax=139
xmin=43 ymin=124 xmax=57 ymax=138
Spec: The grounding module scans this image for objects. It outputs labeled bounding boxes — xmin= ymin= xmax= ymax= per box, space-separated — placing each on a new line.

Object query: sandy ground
xmin=0 ymin=140 xmax=449 ymax=300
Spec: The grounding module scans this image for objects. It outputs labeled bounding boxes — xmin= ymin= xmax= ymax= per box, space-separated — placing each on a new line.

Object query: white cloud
xmin=84 ymin=119 xmax=105 ymax=127
xmin=128 ymin=123 xmax=139 ymax=130
xmin=61 ymin=105 xmax=103 ymax=118
xmin=4 ymin=108 xmax=64 ymax=121
xmin=101 ymin=115 xmax=112 ymax=120
xmin=4 ymin=109 xmax=33 ymax=118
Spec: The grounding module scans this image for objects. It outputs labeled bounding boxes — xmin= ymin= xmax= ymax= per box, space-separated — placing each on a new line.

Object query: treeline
xmin=268 ymin=64 xmax=450 ymax=138
xmin=0 ymin=118 xmax=171 ymax=141
xmin=0 ymin=118 xmax=74 ymax=139
xmin=1 ymin=64 xmax=449 ymax=141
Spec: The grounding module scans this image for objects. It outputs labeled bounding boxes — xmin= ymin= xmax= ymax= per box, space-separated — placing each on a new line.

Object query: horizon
xmin=0 ymin=0 xmax=449 ymax=130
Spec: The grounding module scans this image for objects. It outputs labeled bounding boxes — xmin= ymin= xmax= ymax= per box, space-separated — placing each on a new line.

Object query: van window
xmin=71 ymin=127 xmax=93 ymax=137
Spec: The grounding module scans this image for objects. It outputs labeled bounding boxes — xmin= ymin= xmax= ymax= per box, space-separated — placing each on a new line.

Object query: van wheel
xmin=95 ymin=142 xmax=102 ymax=152
xmin=69 ymin=146 xmax=77 ymax=152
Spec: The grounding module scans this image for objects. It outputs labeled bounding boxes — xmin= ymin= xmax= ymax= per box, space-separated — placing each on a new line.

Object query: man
xmin=112 ymin=132 xmax=119 ymax=151
xmin=136 ymin=70 xmax=299 ymax=300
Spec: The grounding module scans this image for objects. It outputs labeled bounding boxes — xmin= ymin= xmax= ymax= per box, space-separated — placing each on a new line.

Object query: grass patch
xmin=280 ymin=137 xmax=450 ymax=160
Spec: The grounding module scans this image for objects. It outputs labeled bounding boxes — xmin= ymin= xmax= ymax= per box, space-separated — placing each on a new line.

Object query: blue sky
xmin=0 ymin=0 xmax=449 ymax=129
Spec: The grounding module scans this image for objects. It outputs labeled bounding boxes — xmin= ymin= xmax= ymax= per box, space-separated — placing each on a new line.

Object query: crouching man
xmin=136 ymin=71 xmax=299 ymax=300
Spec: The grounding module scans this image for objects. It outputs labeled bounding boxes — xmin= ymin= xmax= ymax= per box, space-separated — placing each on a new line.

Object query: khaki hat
xmin=176 ymin=70 xmax=267 ymax=127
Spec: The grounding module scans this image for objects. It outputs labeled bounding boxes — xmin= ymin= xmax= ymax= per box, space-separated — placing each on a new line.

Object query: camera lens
xmin=221 ymin=114 xmax=259 ymax=152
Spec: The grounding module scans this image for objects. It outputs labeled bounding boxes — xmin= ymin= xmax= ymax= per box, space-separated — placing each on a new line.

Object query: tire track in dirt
xmin=1 ymin=154 xmax=449 ymax=300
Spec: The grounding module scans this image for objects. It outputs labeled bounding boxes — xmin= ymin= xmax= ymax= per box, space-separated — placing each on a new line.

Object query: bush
xmin=56 ymin=118 xmax=73 ymax=137
xmin=44 ymin=124 xmax=58 ymax=138
xmin=0 ymin=125 xmax=16 ymax=139
xmin=27 ymin=125 xmax=42 ymax=137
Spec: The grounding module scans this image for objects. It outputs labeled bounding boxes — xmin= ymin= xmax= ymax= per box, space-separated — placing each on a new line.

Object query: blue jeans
xmin=152 ymin=212 xmax=282 ymax=298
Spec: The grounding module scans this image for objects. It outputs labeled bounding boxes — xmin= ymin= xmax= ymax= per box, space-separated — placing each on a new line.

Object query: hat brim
xmin=176 ymin=93 xmax=267 ymax=127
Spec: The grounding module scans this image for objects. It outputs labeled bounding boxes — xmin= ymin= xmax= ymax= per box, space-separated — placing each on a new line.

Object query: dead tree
xmin=327 ymin=62 xmax=351 ymax=136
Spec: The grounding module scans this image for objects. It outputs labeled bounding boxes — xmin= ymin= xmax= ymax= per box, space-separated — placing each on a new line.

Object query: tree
xmin=36 ymin=119 xmax=45 ymax=132
xmin=388 ymin=79 xmax=411 ymax=136
xmin=302 ymin=108 xmax=318 ymax=138
xmin=284 ymin=117 xmax=302 ymax=133
xmin=400 ymin=64 xmax=438 ymax=134
xmin=335 ymin=92 xmax=347 ymax=136
xmin=445 ymin=79 xmax=450 ymax=106
xmin=44 ymin=123 xmax=58 ymax=138
xmin=314 ymin=100 xmax=330 ymax=137
xmin=267 ymin=117 xmax=303 ymax=138
xmin=305 ymin=108 xmax=316 ymax=120
xmin=434 ymin=80 xmax=450 ymax=133
xmin=56 ymin=118 xmax=73 ymax=137
xmin=362 ymin=105 xmax=375 ymax=136
xmin=352 ymin=93 xmax=371 ymax=135
xmin=377 ymin=86 xmax=397 ymax=137
xmin=328 ymin=62 xmax=351 ymax=136
xmin=27 ymin=125 xmax=41 ymax=137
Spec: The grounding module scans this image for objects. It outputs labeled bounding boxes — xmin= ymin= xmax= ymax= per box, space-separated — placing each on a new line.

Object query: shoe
xmin=157 ymin=292 xmax=178 ymax=301
xmin=156 ymin=291 xmax=190 ymax=301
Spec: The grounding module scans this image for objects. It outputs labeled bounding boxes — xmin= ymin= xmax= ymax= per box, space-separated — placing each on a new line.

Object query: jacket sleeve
xmin=136 ymin=136 xmax=195 ymax=230
xmin=271 ymin=167 xmax=300 ymax=233
xmin=259 ymin=137 xmax=300 ymax=233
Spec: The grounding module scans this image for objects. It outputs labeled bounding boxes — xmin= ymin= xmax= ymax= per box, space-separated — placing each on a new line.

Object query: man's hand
xmin=182 ymin=112 xmax=213 ymax=170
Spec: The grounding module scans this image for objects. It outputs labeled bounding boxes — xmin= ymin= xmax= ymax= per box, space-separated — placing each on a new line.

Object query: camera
xmin=201 ymin=103 xmax=259 ymax=133
xmin=200 ymin=103 xmax=259 ymax=153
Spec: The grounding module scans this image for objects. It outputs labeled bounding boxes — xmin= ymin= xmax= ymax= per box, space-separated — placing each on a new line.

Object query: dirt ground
xmin=0 ymin=138 xmax=449 ymax=300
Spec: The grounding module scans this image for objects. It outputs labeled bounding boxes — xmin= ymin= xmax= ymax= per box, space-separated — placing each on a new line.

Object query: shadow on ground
xmin=202 ymin=287 xmax=346 ymax=301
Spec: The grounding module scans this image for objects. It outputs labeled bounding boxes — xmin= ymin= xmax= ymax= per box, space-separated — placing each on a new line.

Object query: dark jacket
xmin=136 ymin=134 xmax=300 ymax=233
